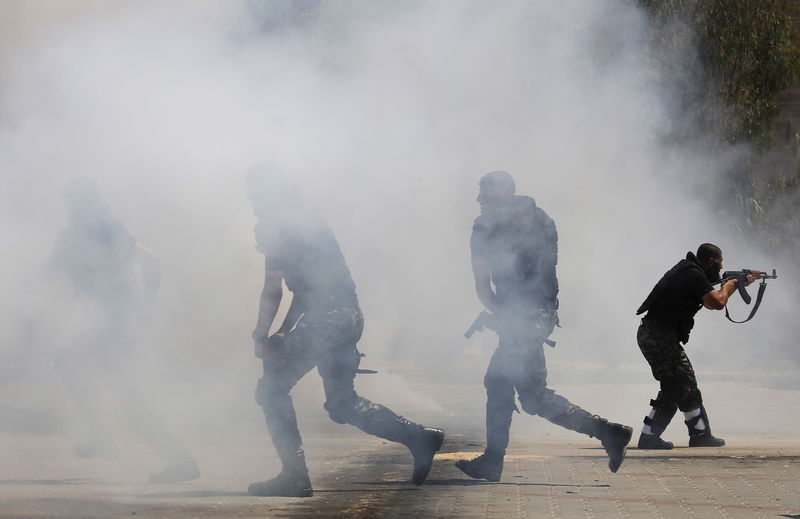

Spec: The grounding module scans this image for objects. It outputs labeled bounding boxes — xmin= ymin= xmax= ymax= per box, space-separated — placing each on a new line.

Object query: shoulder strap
xmin=724 ymin=281 xmax=768 ymax=323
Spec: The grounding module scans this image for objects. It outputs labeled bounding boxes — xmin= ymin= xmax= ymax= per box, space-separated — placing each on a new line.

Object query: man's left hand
xmin=744 ymin=270 xmax=763 ymax=287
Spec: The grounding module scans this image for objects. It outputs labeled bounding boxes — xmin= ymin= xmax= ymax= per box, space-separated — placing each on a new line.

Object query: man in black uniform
xmin=49 ymin=178 xmax=198 ymax=483
xmin=636 ymin=243 xmax=757 ymax=449
xmin=456 ymin=171 xmax=632 ymax=482
xmin=246 ymin=166 xmax=444 ymax=497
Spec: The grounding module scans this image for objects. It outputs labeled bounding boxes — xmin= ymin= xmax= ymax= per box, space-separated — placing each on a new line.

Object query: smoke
xmin=1 ymin=0 xmax=796 ymax=474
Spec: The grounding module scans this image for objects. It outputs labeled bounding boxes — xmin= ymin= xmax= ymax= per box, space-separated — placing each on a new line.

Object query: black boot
xmin=455 ymin=451 xmax=504 ymax=482
xmin=590 ymin=416 xmax=633 ymax=473
xmin=637 ymin=393 xmax=677 ymax=450
xmin=454 ymin=392 xmax=511 ymax=483
xmin=330 ymin=393 xmax=444 ymax=486
xmin=248 ymin=469 xmax=312 ymax=497
xmin=406 ymin=427 xmax=444 ymax=486
xmin=637 ymin=433 xmax=673 ymax=450
xmin=686 ymin=406 xmax=725 ymax=447
xmin=256 ymin=393 xmax=313 ymax=495
xmin=529 ymin=396 xmax=631 ymax=473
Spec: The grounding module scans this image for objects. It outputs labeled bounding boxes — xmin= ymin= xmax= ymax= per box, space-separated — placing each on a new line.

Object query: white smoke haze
xmin=1 ymin=0 xmax=797 ymax=484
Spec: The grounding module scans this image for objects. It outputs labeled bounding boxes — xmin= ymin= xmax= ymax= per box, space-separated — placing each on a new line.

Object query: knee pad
xmin=650 ymin=391 xmax=667 ymax=408
xmin=678 ymin=387 xmax=703 ymax=412
xmin=660 ymin=381 xmax=692 ymax=406
xmin=324 ymin=393 xmax=358 ymax=424
xmin=650 ymin=391 xmax=678 ymax=411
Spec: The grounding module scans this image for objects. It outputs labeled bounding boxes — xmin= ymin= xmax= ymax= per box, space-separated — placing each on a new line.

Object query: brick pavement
xmin=1 ymin=432 xmax=799 ymax=518
xmin=2 ymin=372 xmax=800 ymax=518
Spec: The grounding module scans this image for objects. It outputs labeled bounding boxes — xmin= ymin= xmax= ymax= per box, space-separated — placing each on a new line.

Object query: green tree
xmin=640 ymin=0 xmax=800 ymax=144
xmin=640 ymin=0 xmax=800 ymax=247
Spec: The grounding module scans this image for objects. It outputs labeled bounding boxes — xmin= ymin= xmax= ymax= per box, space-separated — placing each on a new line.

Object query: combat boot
xmin=688 ymin=431 xmax=725 ymax=447
xmin=247 ymin=469 xmax=313 ymax=497
xmin=405 ymin=427 xmax=444 ymax=485
xmin=249 ymin=427 xmax=312 ymax=496
xmin=637 ymin=433 xmax=673 ymax=450
xmin=637 ymin=393 xmax=677 ymax=450
xmin=686 ymin=406 xmax=725 ymax=447
xmin=590 ymin=416 xmax=633 ymax=473
xmin=455 ymin=451 xmax=504 ymax=482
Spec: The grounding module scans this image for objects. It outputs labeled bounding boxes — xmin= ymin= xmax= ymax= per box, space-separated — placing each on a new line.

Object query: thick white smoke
xmin=0 ymin=0 xmax=795 ymax=462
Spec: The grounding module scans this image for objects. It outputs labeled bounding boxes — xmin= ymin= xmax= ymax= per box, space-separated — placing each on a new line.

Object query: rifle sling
xmin=724 ymin=281 xmax=768 ymax=324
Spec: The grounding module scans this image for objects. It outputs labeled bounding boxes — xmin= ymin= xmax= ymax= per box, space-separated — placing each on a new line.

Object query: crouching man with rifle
xmin=635 ymin=243 xmax=773 ymax=450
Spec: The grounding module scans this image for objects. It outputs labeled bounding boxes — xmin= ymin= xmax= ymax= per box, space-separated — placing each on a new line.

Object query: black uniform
xmin=51 ymin=208 xmax=193 ymax=475
xmin=253 ymin=208 xmax=438 ymax=484
xmin=636 ymin=252 xmax=715 ymax=417
xmin=470 ymin=196 xmax=609 ymax=457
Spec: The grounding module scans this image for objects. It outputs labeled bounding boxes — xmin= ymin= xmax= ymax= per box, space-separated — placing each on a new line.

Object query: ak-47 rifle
xmin=712 ymin=269 xmax=777 ymax=323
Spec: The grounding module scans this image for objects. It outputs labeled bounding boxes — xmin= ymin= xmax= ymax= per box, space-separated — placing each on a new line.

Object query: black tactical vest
xmin=636 ymin=252 xmax=708 ymax=344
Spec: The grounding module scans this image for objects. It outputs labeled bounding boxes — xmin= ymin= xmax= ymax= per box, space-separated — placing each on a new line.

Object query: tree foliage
xmin=640 ymin=0 xmax=800 ymax=143
xmin=639 ymin=0 xmax=800 ymax=250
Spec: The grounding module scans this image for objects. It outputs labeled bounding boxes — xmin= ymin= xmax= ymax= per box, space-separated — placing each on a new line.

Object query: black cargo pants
xmin=255 ymin=307 xmax=422 ymax=472
xmin=483 ymin=310 xmax=595 ymax=456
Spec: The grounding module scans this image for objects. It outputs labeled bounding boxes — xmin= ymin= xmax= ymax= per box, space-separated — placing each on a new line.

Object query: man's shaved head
xmin=696 ymin=243 xmax=722 ymax=264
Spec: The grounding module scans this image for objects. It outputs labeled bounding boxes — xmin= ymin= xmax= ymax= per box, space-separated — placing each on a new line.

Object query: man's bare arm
xmin=703 ymin=272 xmax=757 ymax=310
xmin=472 ymin=255 xmax=499 ymax=312
xmin=702 ymin=279 xmax=738 ymax=310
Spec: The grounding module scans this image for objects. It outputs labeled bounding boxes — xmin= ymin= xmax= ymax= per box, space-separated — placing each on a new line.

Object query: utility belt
xmin=496 ymin=308 xmax=559 ymax=348
xmin=294 ymin=306 xmax=363 ymax=335
xmin=299 ymin=307 xmax=378 ymax=374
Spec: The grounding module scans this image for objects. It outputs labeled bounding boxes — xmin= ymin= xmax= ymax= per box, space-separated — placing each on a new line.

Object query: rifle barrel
xmin=711 ymin=269 xmax=777 ymax=285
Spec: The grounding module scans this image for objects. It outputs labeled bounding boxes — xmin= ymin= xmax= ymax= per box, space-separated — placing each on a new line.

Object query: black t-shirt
xmin=254 ymin=212 xmax=358 ymax=311
xmin=637 ymin=252 xmax=714 ymax=343
xmin=470 ymin=195 xmax=559 ymax=311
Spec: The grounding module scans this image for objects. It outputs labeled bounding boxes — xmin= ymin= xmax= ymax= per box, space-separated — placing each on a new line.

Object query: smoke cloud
xmin=1 ymin=0 xmax=796 ymax=476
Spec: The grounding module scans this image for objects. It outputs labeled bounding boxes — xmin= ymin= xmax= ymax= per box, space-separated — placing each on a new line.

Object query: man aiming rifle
xmin=635 ymin=243 xmax=765 ymax=449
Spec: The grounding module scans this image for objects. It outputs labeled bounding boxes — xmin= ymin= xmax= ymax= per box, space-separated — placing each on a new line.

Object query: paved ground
xmin=2 ymin=373 xmax=800 ymax=518
xmin=2 ymin=430 xmax=799 ymax=518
